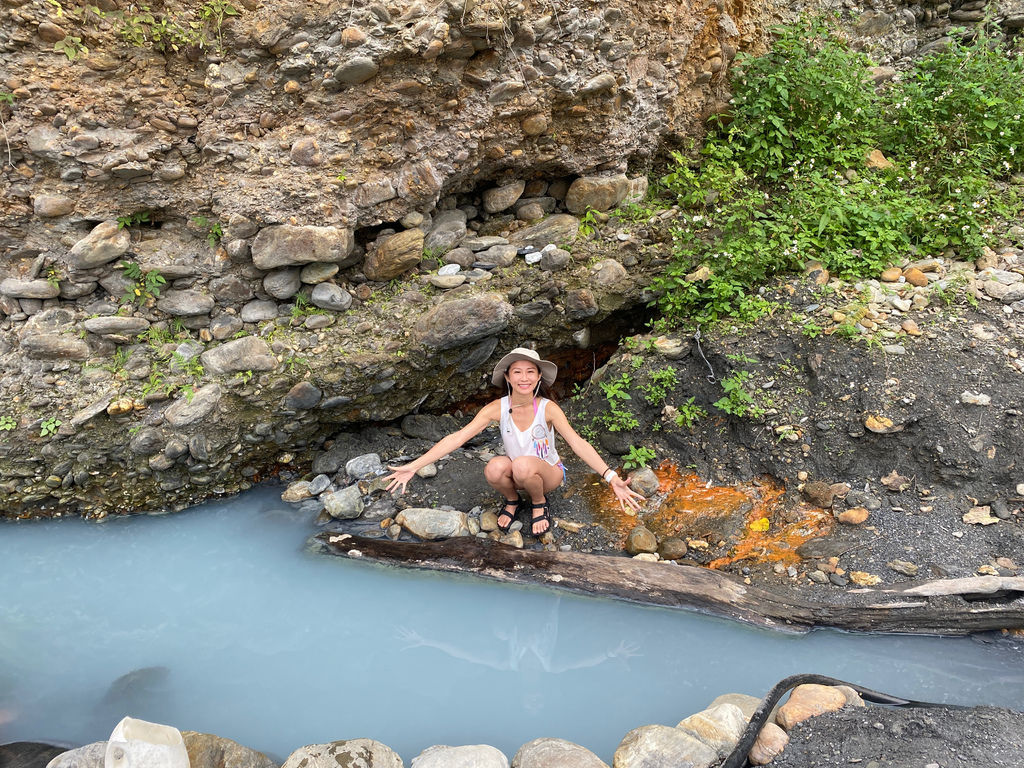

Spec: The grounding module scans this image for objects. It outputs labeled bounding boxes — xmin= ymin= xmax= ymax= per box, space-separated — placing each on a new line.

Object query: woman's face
xmin=505 ymin=360 xmax=541 ymax=394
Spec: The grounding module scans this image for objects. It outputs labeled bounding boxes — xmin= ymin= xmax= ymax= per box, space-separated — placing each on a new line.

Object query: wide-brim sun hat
xmin=491 ymin=347 xmax=557 ymax=387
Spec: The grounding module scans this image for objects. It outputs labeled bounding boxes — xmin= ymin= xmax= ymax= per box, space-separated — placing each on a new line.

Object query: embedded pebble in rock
xmin=412 ymin=744 xmax=508 ymax=768
xmin=0 ymin=278 xmax=61 ymax=300
xmin=33 ymin=195 xmax=75 ymax=217
xmin=396 ymin=508 xmax=470 ymax=540
xmin=210 ymin=276 xmax=254 ymax=304
xmin=299 ymin=262 xmax=340 ymax=284
xmin=346 ymin=453 xmax=383 ymax=479
xmin=264 ymin=269 xmax=302 ymax=300
xmin=200 ymin=337 xmax=276 ymax=375
xmin=625 ymin=525 xmax=657 ymax=554
xmin=748 ymin=722 xmax=789 ymax=766
xmin=284 ymin=381 xmax=322 ymax=410
xmin=676 ymin=703 xmax=747 ymax=758
xmin=21 ymin=334 xmax=90 ymax=360
xmin=69 ymin=221 xmax=130 ymax=269
xmin=210 ymin=315 xmax=243 ymax=340
xmin=310 ymin=283 xmax=352 ymax=311
xmin=334 ymin=56 xmax=379 ymax=85
xmin=424 ymin=210 xmax=468 ymax=254
xmin=164 ymin=384 xmax=222 ymax=429
xmin=156 ymin=290 xmax=215 ymax=317
xmin=417 ymin=293 xmax=513 ymax=350
xmin=240 ymin=300 xmax=279 ymax=323
xmin=251 ymin=225 xmax=355 ymax=271
xmin=589 ymin=258 xmax=628 ymax=288
xmin=565 ymin=174 xmax=630 ymax=213
xmin=838 ymin=507 xmax=870 ymax=525
xmin=290 ymin=137 xmax=322 ymax=166
xmin=614 ymin=725 xmax=717 ymax=768
xmin=508 ymin=214 xmax=579 ymax=248
xmin=365 ymin=229 xmax=424 ymax=281
xmin=511 ymin=737 xmax=608 ymax=768
xmin=776 ymin=684 xmax=849 ymax=730
xmin=482 ymin=180 xmax=526 ymax=213
xmin=282 ymin=739 xmax=402 ymax=768
xmin=322 ymin=485 xmax=364 ymax=520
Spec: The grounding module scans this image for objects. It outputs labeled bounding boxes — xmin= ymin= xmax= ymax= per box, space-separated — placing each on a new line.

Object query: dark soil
xmin=769 ymin=705 xmax=1024 ymax=768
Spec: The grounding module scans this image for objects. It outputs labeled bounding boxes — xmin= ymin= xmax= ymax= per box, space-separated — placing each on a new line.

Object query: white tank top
xmin=499 ymin=396 xmax=561 ymax=466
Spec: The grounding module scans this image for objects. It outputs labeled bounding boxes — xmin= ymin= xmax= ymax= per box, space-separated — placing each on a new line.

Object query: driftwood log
xmin=314 ymin=533 xmax=1024 ymax=635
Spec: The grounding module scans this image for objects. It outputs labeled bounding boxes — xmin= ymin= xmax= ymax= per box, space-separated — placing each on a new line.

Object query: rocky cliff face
xmin=0 ymin=0 xmax=1020 ymax=518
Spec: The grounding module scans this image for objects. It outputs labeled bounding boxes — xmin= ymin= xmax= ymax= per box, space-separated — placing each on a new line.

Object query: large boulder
xmin=200 ymin=337 xmax=277 ymax=375
xmin=250 ymin=225 xmax=356 ymax=270
xmin=282 ymin=739 xmax=401 ymax=768
xmin=775 ymin=684 xmax=849 ymax=730
xmin=69 ymin=221 xmax=131 ymax=269
xmin=565 ymin=174 xmax=630 ymax=213
xmin=675 ymin=703 xmax=747 ymax=758
xmin=613 ymin=725 xmax=717 ymax=768
xmin=416 ymin=293 xmax=513 ymax=350
xmin=395 ymin=508 xmax=470 ymax=539
xmin=182 ymin=731 xmax=278 ymax=768
xmin=364 ymin=229 xmax=424 ymax=281
xmin=512 ymin=738 xmax=608 ymax=768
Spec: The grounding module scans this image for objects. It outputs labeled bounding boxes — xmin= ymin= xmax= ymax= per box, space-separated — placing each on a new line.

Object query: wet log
xmin=314 ymin=533 xmax=1024 ymax=636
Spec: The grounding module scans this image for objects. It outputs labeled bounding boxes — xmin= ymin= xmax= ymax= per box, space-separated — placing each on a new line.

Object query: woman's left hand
xmin=610 ymin=475 xmax=645 ymax=512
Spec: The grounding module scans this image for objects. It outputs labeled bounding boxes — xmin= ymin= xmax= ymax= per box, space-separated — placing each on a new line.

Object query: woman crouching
xmin=384 ymin=347 xmax=645 ymax=537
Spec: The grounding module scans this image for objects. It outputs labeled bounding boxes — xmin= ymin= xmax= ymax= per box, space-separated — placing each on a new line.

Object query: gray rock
xmin=424 ymin=210 xmax=469 ymax=254
xmin=396 ymin=508 xmax=470 ymax=540
xmin=334 ymin=56 xmax=379 ymax=84
xmin=412 ymin=745 xmax=506 ymax=768
xmin=240 ymin=300 xmax=280 ymax=323
xmin=282 ymin=740 xmax=401 ymax=768
xmin=307 ymin=474 xmax=332 ymax=495
xmin=164 ymin=384 xmax=222 ymax=428
xmin=508 ymin=214 xmax=579 ymax=249
xmin=46 ymin=742 xmax=107 ymax=768
xmin=310 ymin=283 xmax=353 ymax=311
xmin=83 ymin=316 xmax=151 ymax=335
xmin=401 ymin=413 xmax=461 ymax=441
xmin=210 ymin=314 xmax=243 ymax=340
xmin=290 ymin=137 xmax=321 ymax=166
xmin=300 ymin=262 xmax=339 ymax=284
xmin=614 ymin=725 xmax=717 ymax=768
xmin=70 ymin=391 xmax=116 ymax=428
xmin=210 ymin=275 xmax=254 ymax=304
xmin=476 ymin=245 xmax=518 ymax=267
xmin=417 ymin=293 xmax=513 ymax=350
xmin=565 ymin=174 xmax=630 ymax=213
xmin=482 ymin=180 xmax=526 ymax=213
xmin=21 ymin=334 xmax=90 ymax=360
xmin=346 ymin=453 xmax=383 ymax=478
xmin=628 ymin=467 xmax=660 ymax=496
xmin=323 ymin=485 xmax=364 ymax=519
xmin=284 ymin=381 xmax=322 ymax=409
xmin=129 ymin=427 xmax=164 ymax=456
xmin=625 ymin=525 xmax=657 ymax=555
xmin=515 ymin=300 xmax=553 ymax=324
xmin=251 ymin=225 xmax=355 ymax=270
xmin=512 ymin=738 xmax=608 ymax=768
xmin=355 ymin=177 xmax=397 ymax=207
xmin=590 ymin=258 xmax=628 ymax=288
xmin=539 ymin=248 xmax=571 ymax=271
xmin=182 ymin=731 xmax=277 ymax=768
xmin=564 ymin=289 xmax=599 ymax=320
xmin=263 ymin=268 xmax=302 ymax=300
xmin=156 ymin=290 xmax=215 ymax=317
xmin=0 ymin=278 xmax=61 ymax=299
xmin=69 ymin=221 xmax=131 ymax=269
xmin=201 ymin=337 xmax=277 ymax=375
xmin=462 ymin=236 xmax=509 ymax=252
xmin=188 ymin=434 xmax=209 ymax=461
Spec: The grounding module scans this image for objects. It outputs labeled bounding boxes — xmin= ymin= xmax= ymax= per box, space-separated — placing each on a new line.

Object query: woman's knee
xmin=510 ymin=457 xmax=540 ymax=484
xmin=484 ymin=457 xmax=512 ymax=483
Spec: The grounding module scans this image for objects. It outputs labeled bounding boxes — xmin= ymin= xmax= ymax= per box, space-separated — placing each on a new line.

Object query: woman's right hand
xmin=384 ymin=465 xmax=416 ymax=495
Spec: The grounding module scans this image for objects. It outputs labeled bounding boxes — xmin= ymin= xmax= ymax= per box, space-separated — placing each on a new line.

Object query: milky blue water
xmin=2 ymin=487 xmax=1023 ymax=762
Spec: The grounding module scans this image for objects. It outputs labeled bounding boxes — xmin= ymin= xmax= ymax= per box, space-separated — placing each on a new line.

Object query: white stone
xmin=105 ymin=717 xmax=188 ymax=768
xmin=413 ymin=744 xmax=508 ymax=768
xmin=960 ymin=391 xmax=991 ymax=406
xmin=438 ymin=263 xmax=461 ymax=275
xmin=512 ymin=737 xmax=608 ymax=768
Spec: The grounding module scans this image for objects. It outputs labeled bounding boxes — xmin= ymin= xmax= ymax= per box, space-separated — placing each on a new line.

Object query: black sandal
xmin=496 ymin=496 xmax=520 ymax=533
xmin=529 ymin=500 xmax=551 ymax=537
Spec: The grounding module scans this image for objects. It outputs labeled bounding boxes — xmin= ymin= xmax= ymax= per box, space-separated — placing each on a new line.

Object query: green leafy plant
xmin=578 ymin=207 xmax=602 ymax=238
xmin=673 ymin=397 xmax=708 ymax=429
xmin=641 ymin=366 xmax=679 ymax=405
xmin=192 ymin=216 xmax=223 ymax=247
xmin=290 ymin=293 xmax=327 ymax=319
xmin=40 ymin=417 xmax=61 ymax=437
xmin=117 ymin=210 xmax=152 ymax=229
xmin=235 ymin=369 xmax=253 ymax=384
xmin=714 ymin=371 xmax=761 ymax=418
xmin=45 ymin=266 xmax=62 ymax=290
xmin=198 ymin=0 xmax=240 ymax=50
xmin=53 ymin=36 xmax=88 ymax=61
xmin=0 ymin=415 xmax=15 ymax=431
xmin=599 ymin=372 xmax=639 ymax=432
xmin=622 ymin=445 xmax=657 ymax=470
xmin=120 ymin=261 xmax=166 ymax=305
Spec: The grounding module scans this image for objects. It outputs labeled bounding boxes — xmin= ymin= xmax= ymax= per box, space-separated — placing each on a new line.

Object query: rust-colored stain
xmin=576 ymin=461 xmax=833 ymax=570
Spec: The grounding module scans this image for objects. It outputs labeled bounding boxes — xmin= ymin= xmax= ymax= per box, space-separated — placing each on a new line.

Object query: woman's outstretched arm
xmin=384 ymin=399 xmax=502 ymax=494
xmin=546 ymin=402 xmax=645 ymax=512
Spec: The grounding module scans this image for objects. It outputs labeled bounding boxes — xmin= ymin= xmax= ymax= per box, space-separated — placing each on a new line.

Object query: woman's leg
xmin=510 ymin=456 xmax=562 ymax=535
xmin=485 ymin=456 xmax=520 ymax=530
